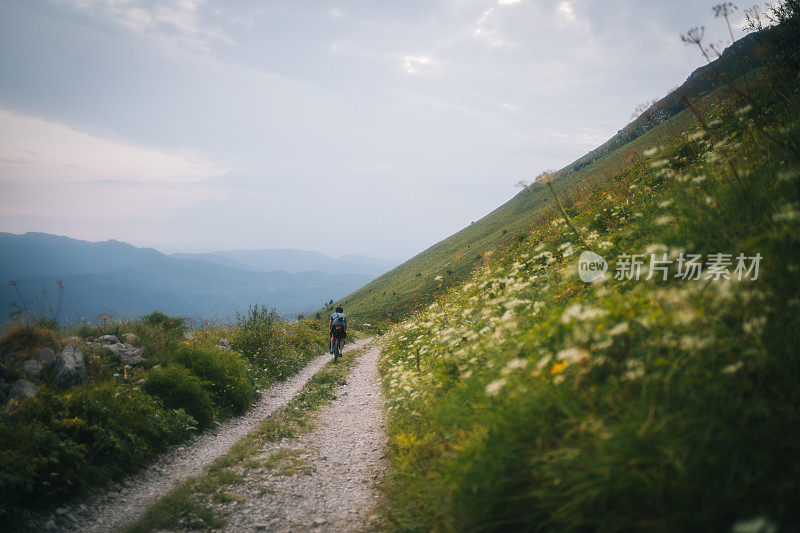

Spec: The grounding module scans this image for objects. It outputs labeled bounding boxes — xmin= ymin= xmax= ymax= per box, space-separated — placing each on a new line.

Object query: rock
xmin=24 ymin=359 xmax=43 ymax=378
xmin=122 ymin=333 xmax=138 ymax=345
xmin=44 ymin=520 xmax=57 ymax=532
xmin=9 ymin=379 xmax=37 ymax=400
xmin=216 ymin=339 xmax=232 ymax=351
xmin=39 ymin=348 xmax=56 ymax=366
xmin=98 ymin=335 xmax=120 ymax=344
xmin=55 ymin=507 xmax=69 ymax=516
xmin=183 ymin=331 xmax=194 ymax=342
xmin=312 ymin=518 xmax=327 ymax=527
xmin=103 ymin=343 xmax=144 ymax=366
xmin=53 ymin=345 xmax=88 ymax=389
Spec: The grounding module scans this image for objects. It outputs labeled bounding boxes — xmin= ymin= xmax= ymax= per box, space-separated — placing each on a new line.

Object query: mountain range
xmin=0 ymin=232 xmax=396 ymax=325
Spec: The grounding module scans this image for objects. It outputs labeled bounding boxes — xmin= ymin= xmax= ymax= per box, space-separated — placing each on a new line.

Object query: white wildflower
xmin=731 ymin=516 xmax=776 ymax=533
xmin=643 ymin=147 xmax=658 ymax=157
xmin=561 ymin=304 xmax=607 ymax=324
xmin=743 ymin=316 xmax=767 ymax=336
xmin=654 ymin=215 xmax=674 ymax=226
xmin=485 ymin=378 xmax=507 ymax=396
xmin=556 ymin=347 xmax=590 ymax=364
xmin=722 ymin=361 xmax=744 ymax=374
xmin=644 ymin=243 xmax=668 ymax=255
xmin=536 ymin=355 xmax=553 ymax=370
xmin=623 ymin=359 xmax=645 ymax=381
xmin=772 ymin=203 xmax=800 ymax=223
xmin=501 ymin=358 xmax=529 ymax=375
xmin=687 ymin=130 xmax=707 ymax=141
xmin=608 ymin=322 xmax=630 ymax=336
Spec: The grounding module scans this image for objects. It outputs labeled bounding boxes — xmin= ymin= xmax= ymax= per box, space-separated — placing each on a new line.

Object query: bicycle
xmin=332 ymin=336 xmax=342 ymax=362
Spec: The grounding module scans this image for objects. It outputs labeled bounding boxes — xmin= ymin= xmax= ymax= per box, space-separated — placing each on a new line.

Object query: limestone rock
xmin=9 ymin=379 xmax=37 ymax=400
xmin=24 ymin=358 xmax=43 ymax=378
xmin=103 ymin=343 xmax=144 ymax=366
xmin=122 ymin=333 xmax=138 ymax=345
xmin=98 ymin=335 xmax=120 ymax=344
xmin=53 ymin=345 xmax=88 ymax=389
xmin=39 ymin=348 xmax=56 ymax=366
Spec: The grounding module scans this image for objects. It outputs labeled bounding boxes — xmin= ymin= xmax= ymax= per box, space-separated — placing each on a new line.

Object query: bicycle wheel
xmin=333 ymin=338 xmax=340 ymax=361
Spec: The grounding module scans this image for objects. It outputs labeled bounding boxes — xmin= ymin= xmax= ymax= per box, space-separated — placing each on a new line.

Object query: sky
xmin=0 ymin=0 xmax=754 ymax=259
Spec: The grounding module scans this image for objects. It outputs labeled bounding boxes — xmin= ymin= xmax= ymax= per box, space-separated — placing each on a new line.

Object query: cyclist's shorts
xmin=331 ymin=324 xmax=346 ymax=339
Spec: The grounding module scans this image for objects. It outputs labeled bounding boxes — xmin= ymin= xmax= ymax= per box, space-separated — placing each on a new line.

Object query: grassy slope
xmin=332 ymin=31 xmax=754 ymax=325
xmin=377 ymin=13 xmax=800 ymax=532
xmin=338 ymin=108 xmax=696 ymax=325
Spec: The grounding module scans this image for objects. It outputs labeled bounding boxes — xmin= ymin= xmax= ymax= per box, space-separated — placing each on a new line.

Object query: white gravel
xmin=27 ymin=338 xmax=373 ymax=533
xmin=211 ymin=344 xmax=388 ymax=532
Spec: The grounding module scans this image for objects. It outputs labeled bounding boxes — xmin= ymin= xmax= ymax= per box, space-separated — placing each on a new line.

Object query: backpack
xmin=331 ymin=312 xmax=346 ymax=326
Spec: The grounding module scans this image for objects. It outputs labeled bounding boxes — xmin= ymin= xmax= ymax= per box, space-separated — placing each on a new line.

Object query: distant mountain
xmin=171 ymin=249 xmax=397 ymax=277
xmin=0 ymin=233 xmax=378 ymax=325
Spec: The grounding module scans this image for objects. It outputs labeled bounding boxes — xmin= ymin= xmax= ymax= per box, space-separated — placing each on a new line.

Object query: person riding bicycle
xmin=329 ymin=306 xmax=347 ymax=358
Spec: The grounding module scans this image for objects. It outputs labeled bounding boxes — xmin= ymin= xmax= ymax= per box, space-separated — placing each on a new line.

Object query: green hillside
xmin=332 ymin=25 xmax=781 ymax=326
xmin=378 ymin=7 xmax=800 ymax=531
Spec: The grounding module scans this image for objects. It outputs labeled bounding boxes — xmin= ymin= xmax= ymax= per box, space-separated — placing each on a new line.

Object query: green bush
xmin=173 ymin=345 xmax=254 ymax=418
xmin=142 ymin=311 xmax=186 ymax=334
xmin=231 ymin=306 xmax=326 ymax=383
xmin=144 ymin=366 xmax=214 ymax=430
xmin=0 ymin=384 xmax=193 ymax=527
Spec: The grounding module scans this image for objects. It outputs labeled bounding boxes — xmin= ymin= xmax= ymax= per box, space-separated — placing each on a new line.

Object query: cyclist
xmin=329 ymin=306 xmax=347 ymax=359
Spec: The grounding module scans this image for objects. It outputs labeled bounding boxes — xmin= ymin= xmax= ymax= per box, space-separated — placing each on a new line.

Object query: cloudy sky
xmin=0 ymin=0 xmax=750 ymax=259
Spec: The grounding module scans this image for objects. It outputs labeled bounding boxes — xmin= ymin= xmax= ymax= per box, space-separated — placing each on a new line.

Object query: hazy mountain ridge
xmin=0 ymin=233 xmax=385 ymax=323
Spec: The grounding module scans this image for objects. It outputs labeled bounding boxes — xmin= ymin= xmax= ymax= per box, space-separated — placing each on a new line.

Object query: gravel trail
xmin=210 ymin=344 xmax=387 ymax=532
xmin=30 ymin=338 xmax=373 ymax=533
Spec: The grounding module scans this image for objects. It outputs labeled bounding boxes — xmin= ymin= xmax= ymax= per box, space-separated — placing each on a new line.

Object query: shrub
xmin=173 ymin=345 xmax=255 ymax=418
xmin=142 ymin=311 xmax=186 ymax=334
xmin=0 ymin=322 xmax=59 ymax=358
xmin=0 ymin=384 xmax=193 ymax=527
xmin=144 ymin=366 xmax=214 ymax=430
xmin=231 ymin=306 xmax=325 ymax=383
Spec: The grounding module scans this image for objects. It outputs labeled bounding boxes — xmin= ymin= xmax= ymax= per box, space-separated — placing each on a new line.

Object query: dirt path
xmin=31 ymin=338 xmax=373 ymax=533
xmin=210 ymin=344 xmax=387 ymax=532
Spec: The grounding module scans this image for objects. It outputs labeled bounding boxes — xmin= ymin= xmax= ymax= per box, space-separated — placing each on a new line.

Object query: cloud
xmin=0 ymin=108 xmax=229 ymax=223
xmin=55 ymin=0 xmax=232 ymax=55
xmin=403 ymin=55 xmax=435 ymax=74
xmin=557 ymin=1 xmax=576 ymax=21
xmin=474 ymin=6 xmax=508 ymax=48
